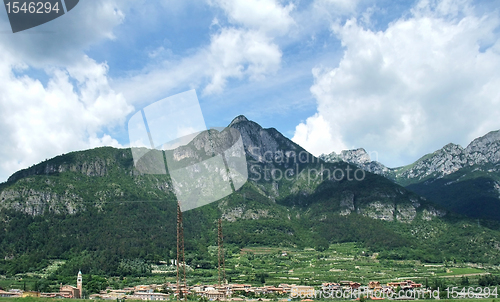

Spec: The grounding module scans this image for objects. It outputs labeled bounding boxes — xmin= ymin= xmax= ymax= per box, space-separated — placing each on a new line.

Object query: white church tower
xmin=77 ymin=270 xmax=82 ymax=298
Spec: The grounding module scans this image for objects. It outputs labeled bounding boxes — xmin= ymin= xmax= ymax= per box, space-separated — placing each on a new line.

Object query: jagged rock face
xmin=319 ymin=148 xmax=391 ymax=177
xmin=421 ymin=207 xmax=447 ymax=221
xmin=346 ymin=195 xmax=425 ymax=223
xmin=340 ymin=149 xmax=371 ymax=165
xmin=230 ymin=116 xmax=303 ymax=165
xmin=397 ymin=143 xmax=467 ymax=180
xmin=465 ymin=130 xmax=500 ymax=165
xmin=357 ymin=201 xmax=395 ymax=221
xmin=7 ymin=151 xmax=129 ymax=182
xmin=337 ymin=188 xmax=431 ymax=223
xmin=396 ymin=203 xmax=417 ymax=223
xmin=9 ymin=159 xmax=110 ymax=181
xmin=0 ymin=186 xmax=83 ymax=215
xmin=339 ymin=191 xmax=355 ymax=215
xmin=321 ymin=130 xmax=500 ymax=181
xmin=320 ymin=130 xmax=500 ymax=221
xmin=398 ymin=131 xmax=500 ymax=180
xmin=220 ymin=206 xmax=272 ymax=222
xmin=322 ymin=148 xmax=371 ymax=165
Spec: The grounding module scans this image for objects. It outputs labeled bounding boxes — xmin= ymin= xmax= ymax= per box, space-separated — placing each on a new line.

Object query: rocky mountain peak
xmin=322 ymin=129 xmax=500 ymax=184
xmin=471 ymin=130 xmax=500 ymax=144
xmin=228 ymin=116 xmax=303 ymax=164
xmin=396 ymin=142 xmax=468 ymax=180
xmin=464 ymin=130 xmax=500 ymax=165
xmin=229 ymin=115 xmax=249 ymax=126
xmin=340 ymin=148 xmax=371 ymax=165
xmin=319 ymin=148 xmax=391 ymax=177
xmin=319 ymin=148 xmax=371 ymax=165
xmin=442 ymin=143 xmax=464 ymax=152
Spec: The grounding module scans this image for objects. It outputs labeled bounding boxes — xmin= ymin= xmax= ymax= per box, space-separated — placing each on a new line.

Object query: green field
xmin=436 ymin=268 xmax=486 ymax=276
xmin=1 ymin=243 xmax=499 ymax=297
xmin=218 ymin=243 xmax=498 ymax=286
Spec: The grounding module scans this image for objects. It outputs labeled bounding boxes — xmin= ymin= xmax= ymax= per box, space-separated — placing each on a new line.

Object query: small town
xmin=0 ymin=270 xmax=428 ymax=301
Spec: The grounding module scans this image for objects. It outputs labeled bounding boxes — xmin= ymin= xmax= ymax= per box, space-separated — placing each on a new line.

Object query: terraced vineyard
xmin=220 ymin=244 xmax=497 ymax=286
xmin=98 ymin=243 xmax=499 ymax=288
xmin=2 ymin=243 xmax=499 ymax=298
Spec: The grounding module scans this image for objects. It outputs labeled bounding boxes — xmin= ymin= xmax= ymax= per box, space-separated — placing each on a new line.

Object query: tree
xmin=256 ymin=272 xmax=269 ymax=284
xmin=315 ymin=237 xmax=329 ymax=252
xmin=198 ymin=296 xmax=208 ymax=302
xmin=461 ymin=276 xmax=469 ymax=286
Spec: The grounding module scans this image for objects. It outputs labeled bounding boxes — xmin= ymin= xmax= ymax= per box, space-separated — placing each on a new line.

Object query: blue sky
xmin=0 ymin=0 xmax=500 ymax=182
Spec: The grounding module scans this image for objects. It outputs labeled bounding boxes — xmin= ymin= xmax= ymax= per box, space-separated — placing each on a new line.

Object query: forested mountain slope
xmin=1 ymin=116 xmax=500 ymax=278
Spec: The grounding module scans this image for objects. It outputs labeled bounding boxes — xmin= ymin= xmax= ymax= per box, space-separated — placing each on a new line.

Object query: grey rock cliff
xmin=319 ymin=148 xmax=391 ymax=176
xmin=321 ymin=130 xmax=500 ymax=182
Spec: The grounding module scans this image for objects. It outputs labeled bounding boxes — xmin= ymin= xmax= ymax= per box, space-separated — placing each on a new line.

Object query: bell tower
xmin=77 ymin=271 xmax=82 ymax=298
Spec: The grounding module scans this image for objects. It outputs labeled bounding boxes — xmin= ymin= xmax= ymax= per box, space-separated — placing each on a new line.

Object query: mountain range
xmin=1 ymin=115 xmax=500 ymax=277
xmin=320 ymin=130 xmax=500 ymax=221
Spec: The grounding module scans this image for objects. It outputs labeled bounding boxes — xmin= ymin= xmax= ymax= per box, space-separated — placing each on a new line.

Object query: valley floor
xmin=1 ymin=244 xmax=499 ymax=301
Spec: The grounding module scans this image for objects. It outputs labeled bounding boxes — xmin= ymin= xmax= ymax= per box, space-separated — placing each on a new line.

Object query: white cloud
xmin=0 ymin=54 xmax=133 ymax=181
xmin=313 ymin=0 xmax=360 ymax=15
xmin=204 ymin=28 xmax=282 ymax=94
xmin=117 ymin=0 xmax=293 ymax=103
xmin=0 ymin=0 xmax=126 ymax=67
xmin=209 ymin=0 xmax=295 ymax=35
xmin=292 ymin=113 xmax=346 ymax=154
xmin=292 ymin=0 xmax=500 ymax=167
xmin=0 ymin=0 xmax=138 ymax=181
xmin=116 ymin=27 xmax=283 ymax=102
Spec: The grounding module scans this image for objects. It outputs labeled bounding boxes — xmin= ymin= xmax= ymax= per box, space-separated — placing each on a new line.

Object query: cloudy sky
xmin=0 ymin=0 xmax=499 ymax=182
